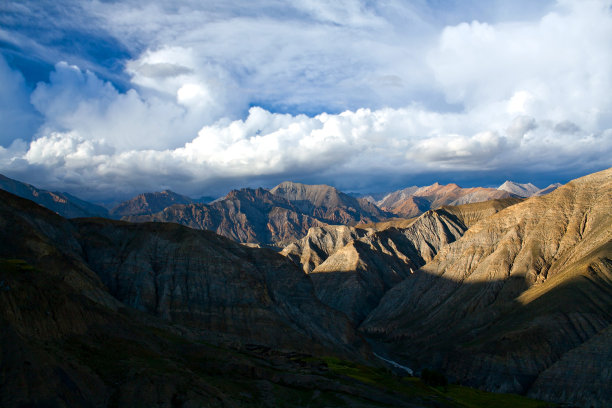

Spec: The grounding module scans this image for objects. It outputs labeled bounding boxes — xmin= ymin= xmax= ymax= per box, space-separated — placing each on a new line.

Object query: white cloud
xmin=428 ymin=0 xmax=612 ymax=130
xmin=0 ymin=0 xmax=611 ymax=198
xmin=8 ymin=101 xmax=611 ymax=199
xmin=28 ymin=61 xmax=225 ymax=151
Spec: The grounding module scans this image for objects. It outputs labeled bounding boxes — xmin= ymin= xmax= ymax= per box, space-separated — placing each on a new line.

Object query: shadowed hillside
xmin=0 ymin=189 xmax=552 ymax=407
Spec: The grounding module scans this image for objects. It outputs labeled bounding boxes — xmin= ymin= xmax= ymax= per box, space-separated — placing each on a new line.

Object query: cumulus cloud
xmin=428 ymin=0 xmax=612 ymax=127
xmin=0 ymin=55 xmax=41 ymax=146
xmin=0 ymin=0 xmax=611 ymax=198
xmin=28 ymin=60 xmax=229 ymax=151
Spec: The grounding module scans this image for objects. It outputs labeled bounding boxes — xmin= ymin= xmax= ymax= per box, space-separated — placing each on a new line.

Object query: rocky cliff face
xmin=282 ymin=199 xmax=521 ymax=325
xmin=361 ymin=167 xmax=612 ymax=407
xmin=270 ymin=181 xmax=391 ymax=225
xmin=110 ymin=190 xmax=195 ymax=217
xmin=125 ymin=187 xmax=327 ymax=247
xmin=127 ymin=183 xmax=393 ymax=247
xmin=282 ymin=225 xmax=367 ymax=273
xmin=0 ymin=189 xmax=365 ymax=356
xmin=378 ymin=182 xmax=514 ymax=218
xmin=308 ymin=210 xmax=466 ymax=324
xmin=0 ymin=173 xmax=109 ymax=218
xmin=75 ymin=218 xmax=364 ymax=355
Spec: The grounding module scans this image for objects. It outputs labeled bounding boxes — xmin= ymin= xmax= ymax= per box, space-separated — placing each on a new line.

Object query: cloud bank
xmin=0 ymin=0 xmax=611 ymax=199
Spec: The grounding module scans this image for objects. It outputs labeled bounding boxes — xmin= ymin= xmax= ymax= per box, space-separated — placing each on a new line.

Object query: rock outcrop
xmin=308 ymin=210 xmax=466 ymax=323
xmin=361 ymin=167 xmax=612 ymax=407
xmin=282 ymin=225 xmax=367 ymax=273
xmin=283 ymin=199 xmax=521 ymax=324
xmin=270 ymin=181 xmax=391 ymax=225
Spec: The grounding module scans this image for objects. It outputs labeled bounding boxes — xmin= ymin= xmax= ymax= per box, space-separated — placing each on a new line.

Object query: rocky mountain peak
xmin=497 ymin=180 xmax=540 ymax=197
xmin=378 ymin=182 xmax=513 ymax=218
xmin=270 ymin=181 xmax=343 ymax=206
xmin=110 ymin=189 xmax=194 ymax=217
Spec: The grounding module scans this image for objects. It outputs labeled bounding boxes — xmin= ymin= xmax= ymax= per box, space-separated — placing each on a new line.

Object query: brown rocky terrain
xmin=533 ymin=182 xmax=563 ymax=196
xmin=378 ymin=182 xmax=514 ymax=218
xmin=0 ymin=173 xmax=109 ymax=218
xmin=361 ymin=167 xmax=612 ymax=407
xmin=0 ymin=188 xmax=547 ymax=408
xmin=0 ymin=189 xmax=367 ymax=406
xmin=439 ymin=197 xmax=523 ymax=228
xmin=74 ymin=218 xmax=365 ymax=355
xmin=0 ymin=189 xmax=364 ymax=356
xmin=110 ymin=189 xmax=196 ymax=217
xmin=283 ymin=199 xmax=521 ymax=324
xmin=307 ymin=210 xmax=465 ymax=324
xmin=282 ymin=225 xmax=367 ymax=274
xmin=125 ymin=187 xmax=327 ymax=247
xmin=270 ymin=181 xmax=390 ymax=225
xmin=126 ymin=183 xmax=393 ymax=247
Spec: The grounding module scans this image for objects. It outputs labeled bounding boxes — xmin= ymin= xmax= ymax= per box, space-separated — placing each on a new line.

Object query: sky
xmin=0 ymin=0 xmax=611 ymax=200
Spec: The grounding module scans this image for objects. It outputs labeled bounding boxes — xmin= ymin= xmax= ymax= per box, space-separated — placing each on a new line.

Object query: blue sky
xmin=1 ymin=0 xmax=611 ymax=200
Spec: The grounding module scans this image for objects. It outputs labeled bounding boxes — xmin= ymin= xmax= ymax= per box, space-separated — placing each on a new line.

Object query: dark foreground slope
xmin=362 ymin=167 xmax=612 ymax=408
xmin=0 ymin=190 xmax=551 ymax=408
xmin=0 ymin=257 xmax=435 ymax=408
xmin=0 ymin=189 xmax=362 ymax=357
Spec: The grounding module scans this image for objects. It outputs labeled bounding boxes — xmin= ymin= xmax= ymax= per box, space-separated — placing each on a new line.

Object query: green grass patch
xmin=0 ymin=258 xmax=36 ymax=272
xmin=441 ymin=384 xmax=554 ymax=408
xmin=322 ymin=356 xmax=554 ymax=408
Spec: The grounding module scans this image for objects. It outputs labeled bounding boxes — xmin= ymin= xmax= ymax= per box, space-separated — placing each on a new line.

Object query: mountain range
xmin=0 ymin=174 xmax=559 ymax=247
xmin=1 ymin=170 xmax=607 ymax=407
xmin=361 ymin=167 xmax=612 ymax=406
xmin=282 ymin=198 xmax=522 ymax=324
xmin=0 ymin=182 xmax=549 ymax=408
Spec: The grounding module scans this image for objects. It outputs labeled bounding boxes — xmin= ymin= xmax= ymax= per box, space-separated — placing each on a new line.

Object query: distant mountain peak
xmin=498 ymin=180 xmax=541 ymax=197
xmin=271 ymin=181 xmax=339 ymax=195
xmin=378 ymin=182 xmax=513 ymax=218
xmin=110 ymin=189 xmax=194 ymax=217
